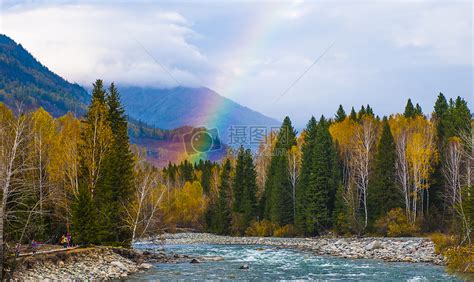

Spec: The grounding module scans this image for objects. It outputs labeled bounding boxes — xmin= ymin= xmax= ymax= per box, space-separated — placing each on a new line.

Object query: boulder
xmin=139 ymin=263 xmax=153 ymax=270
xmin=365 ymin=240 xmax=382 ymax=251
xmin=110 ymin=261 xmax=129 ymax=272
xmin=239 ymin=264 xmax=249 ymax=270
xmin=190 ymin=258 xmax=200 ymax=264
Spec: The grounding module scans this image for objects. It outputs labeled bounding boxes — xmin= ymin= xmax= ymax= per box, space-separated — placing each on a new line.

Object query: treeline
xmin=161 ymin=95 xmax=472 ymax=242
xmin=1 ymin=86 xmax=472 ymax=272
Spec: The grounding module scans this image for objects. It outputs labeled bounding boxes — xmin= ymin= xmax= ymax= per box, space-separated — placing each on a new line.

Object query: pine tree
xmin=103 ymin=83 xmax=134 ymax=246
xmin=241 ymin=148 xmax=257 ymax=227
xmin=335 ymin=105 xmax=346 ymax=122
xmin=452 ymin=96 xmax=471 ymax=137
xmin=72 ymin=184 xmax=97 ymax=244
xmin=349 ymin=107 xmax=357 ymax=121
xmin=367 ymin=117 xmax=401 ymax=227
xmin=295 ymin=117 xmax=317 ymax=233
xmin=215 ymin=160 xmax=232 ymax=235
xmin=365 ymin=104 xmax=374 ymax=117
xmin=404 ymin=98 xmax=415 ymax=118
xmin=232 ymin=146 xmax=245 ymax=213
xmin=75 ymin=79 xmax=112 ymax=244
xmin=414 ymin=103 xmax=423 ymax=117
xmin=264 ymin=117 xmax=296 ymax=226
xmin=305 ymin=116 xmax=336 ymax=235
xmin=358 ymin=105 xmax=367 ymax=118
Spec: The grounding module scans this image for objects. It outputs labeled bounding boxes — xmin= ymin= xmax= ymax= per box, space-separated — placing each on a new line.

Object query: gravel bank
xmin=13 ymin=246 xmax=193 ymax=280
xmin=150 ymin=233 xmax=444 ymax=265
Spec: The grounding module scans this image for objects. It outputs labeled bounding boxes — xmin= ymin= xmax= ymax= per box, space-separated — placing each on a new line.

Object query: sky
xmin=1 ymin=0 xmax=472 ymax=127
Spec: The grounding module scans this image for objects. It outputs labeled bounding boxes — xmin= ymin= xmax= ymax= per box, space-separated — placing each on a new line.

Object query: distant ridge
xmin=119 ymin=86 xmax=279 ymax=143
xmin=0 ymin=34 xmax=89 ymax=116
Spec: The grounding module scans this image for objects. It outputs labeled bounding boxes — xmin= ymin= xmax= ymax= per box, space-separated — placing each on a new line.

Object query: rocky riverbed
xmin=145 ymin=233 xmax=445 ymax=265
xmin=12 ymin=246 xmax=194 ymax=280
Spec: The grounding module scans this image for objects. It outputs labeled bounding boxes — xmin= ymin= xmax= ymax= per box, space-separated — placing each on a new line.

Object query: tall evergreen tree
xmin=305 ymin=116 xmax=336 ymax=235
xmin=264 ymin=117 xmax=296 ymax=226
xmin=103 ymin=83 xmax=134 ymax=246
xmin=404 ymin=98 xmax=415 ymax=118
xmin=215 ymin=160 xmax=233 ymax=235
xmin=72 ymin=184 xmax=97 ymax=244
xmin=349 ymin=107 xmax=357 ymax=121
xmin=74 ymin=79 xmax=112 ymax=244
xmin=241 ymin=149 xmax=258 ymax=227
xmin=365 ymin=104 xmax=374 ymax=117
xmin=335 ymin=105 xmax=346 ymax=122
xmin=414 ymin=103 xmax=423 ymax=117
xmin=295 ymin=117 xmax=317 ymax=233
xmin=358 ymin=105 xmax=367 ymax=118
xmin=232 ymin=146 xmax=246 ymax=213
xmin=367 ymin=117 xmax=401 ymax=226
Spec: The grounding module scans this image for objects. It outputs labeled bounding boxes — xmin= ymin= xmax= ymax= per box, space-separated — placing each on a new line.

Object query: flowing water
xmin=130 ymin=243 xmax=461 ymax=281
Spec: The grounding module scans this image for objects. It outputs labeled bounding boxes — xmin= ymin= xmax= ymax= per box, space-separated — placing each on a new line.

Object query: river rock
xmin=239 ymin=264 xmax=249 ymax=269
xmin=110 ymin=261 xmax=129 ymax=272
xmin=190 ymin=258 xmax=201 ymax=264
xmin=139 ymin=263 xmax=153 ymax=270
xmin=365 ymin=240 xmax=382 ymax=251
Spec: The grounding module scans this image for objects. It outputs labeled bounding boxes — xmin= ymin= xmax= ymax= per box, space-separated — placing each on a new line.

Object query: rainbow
xmin=187 ymin=6 xmax=283 ymax=164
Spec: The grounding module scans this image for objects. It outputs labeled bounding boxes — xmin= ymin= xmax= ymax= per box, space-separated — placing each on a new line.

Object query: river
xmin=129 ymin=243 xmax=460 ymax=281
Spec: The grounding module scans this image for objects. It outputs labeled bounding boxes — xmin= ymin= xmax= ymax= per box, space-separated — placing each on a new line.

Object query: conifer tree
xmin=241 ymin=148 xmax=257 ymax=227
xmin=264 ymin=117 xmax=296 ymax=226
xmin=335 ymin=105 xmax=346 ymax=122
xmin=103 ymin=83 xmax=134 ymax=245
xmin=365 ymin=104 xmax=374 ymax=117
xmin=414 ymin=103 xmax=423 ymax=117
xmin=358 ymin=105 xmax=366 ymax=118
xmin=74 ymin=79 xmax=112 ymax=244
xmin=215 ymin=160 xmax=232 ymax=235
xmin=295 ymin=117 xmax=317 ymax=233
xmin=404 ymin=98 xmax=415 ymax=118
xmin=72 ymin=184 xmax=97 ymax=244
xmin=305 ymin=116 xmax=336 ymax=235
xmin=349 ymin=107 xmax=358 ymax=121
xmin=232 ymin=146 xmax=246 ymax=213
xmin=367 ymin=117 xmax=401 ymax=226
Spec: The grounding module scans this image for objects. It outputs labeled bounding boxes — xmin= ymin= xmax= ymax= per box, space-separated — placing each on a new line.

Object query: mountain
xmin=119 ymin=86 xmax=279 ymax=143
xmin=0 ymin=34 xmax=89 ymax=116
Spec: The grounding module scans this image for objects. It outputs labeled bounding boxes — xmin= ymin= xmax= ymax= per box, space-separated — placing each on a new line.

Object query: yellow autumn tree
xmin=48 ymin=113 xmax=81 ymax=230
xmin=29 ymin=108 xmax=57 ymax=236
xmin=161 ymin=181 xmax=206 ymax=230
xmin=390 ymin=114 xmax=437 ymax=224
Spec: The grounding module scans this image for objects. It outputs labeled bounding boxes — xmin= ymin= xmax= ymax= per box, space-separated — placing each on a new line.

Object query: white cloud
xmin=0 ymin=3 xmax=209 ymax=87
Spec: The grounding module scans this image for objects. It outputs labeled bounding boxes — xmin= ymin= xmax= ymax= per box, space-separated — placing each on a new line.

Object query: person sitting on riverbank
xmin=31 ymin=240 xmax=38 ymax=254
xmin=67 ymin=233 xmax=72 ymax=247
xmin=60 ymin=235 xmax=68 ymax=248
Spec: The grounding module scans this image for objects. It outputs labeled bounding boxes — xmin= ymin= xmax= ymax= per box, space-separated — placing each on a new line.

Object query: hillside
xmin=120 ymin=86 xmax=279 ymax=143
xmin=0 ymin=34 xmax=89 ymax=116
xmin=0 ymin=34 xmax=232 ymax=165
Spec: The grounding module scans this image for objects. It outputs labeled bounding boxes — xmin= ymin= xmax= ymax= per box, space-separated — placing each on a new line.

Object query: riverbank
xmin=142 ymin=233 xmax=444 ymax=265
xmin=12 ymin=246 xmax=193 ymax=280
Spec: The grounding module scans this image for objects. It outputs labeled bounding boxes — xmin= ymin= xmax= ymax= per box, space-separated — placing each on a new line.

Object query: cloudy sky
xmin=1 ymin=0 xmax=472 ymax=126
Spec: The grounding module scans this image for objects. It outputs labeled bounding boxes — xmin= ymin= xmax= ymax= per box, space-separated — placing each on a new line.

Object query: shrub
xmin=273 ymin=224 xmax=296 ymax=237
xmin=444 ymin=246 xmax=474 ymax=273
xmin=431 ymin=233 xmax=473 ymax=273
xmin=245 ymin=220 xmax=277 ymax=237
xmin=375 ymin=208 xmax=419 ymax=237
xmin=430 ymin=233 xmax=457 ymax=254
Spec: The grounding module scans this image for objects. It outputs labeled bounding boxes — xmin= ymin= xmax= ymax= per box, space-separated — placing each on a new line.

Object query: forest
xmin=0 ymin=80 xmax=472 ymax=273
